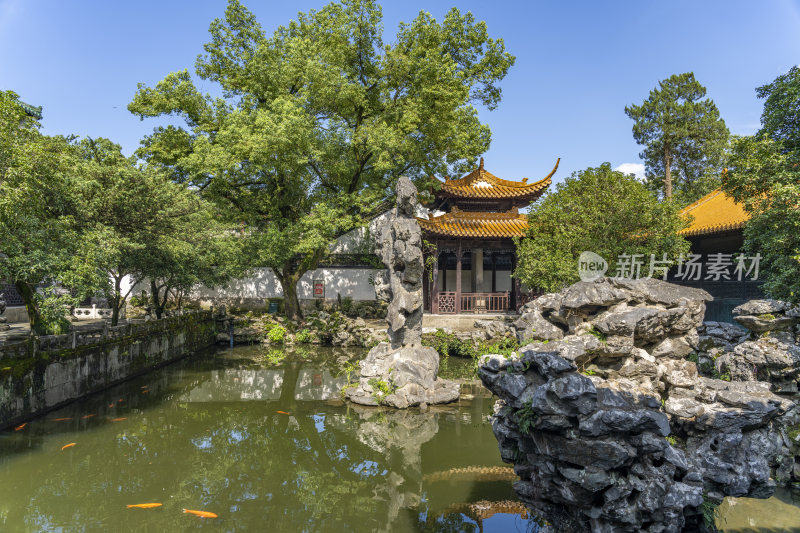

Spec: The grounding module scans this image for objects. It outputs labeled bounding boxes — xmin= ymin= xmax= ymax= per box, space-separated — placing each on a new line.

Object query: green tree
xmin=722 ymin=67 xmax=800 ymax=303
xmin=625 ymin=72 xmax=729 ymax=202
xmin=514 ymin=163 xmax=690 ymax=292
xmin=128 ymin=0 xmax=514 ymax=320
xmin=0 ymin=91 xmax=103 ymax=333
xmin=756 ymin=65 xmax=800 ymax=157
xmin=75 ymin=137 xmax=247 ymax=323
xmin=723 ymin=136 xmax=800 ymax=303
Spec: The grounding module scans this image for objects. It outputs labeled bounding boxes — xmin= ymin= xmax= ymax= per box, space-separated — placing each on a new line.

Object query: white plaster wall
xmin=190 ymin=267 xmax=382 ymax=302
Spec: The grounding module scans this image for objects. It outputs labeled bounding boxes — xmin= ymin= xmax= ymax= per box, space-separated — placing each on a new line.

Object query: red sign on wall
xmin=313 ymin=279 xmax=325 ymax=299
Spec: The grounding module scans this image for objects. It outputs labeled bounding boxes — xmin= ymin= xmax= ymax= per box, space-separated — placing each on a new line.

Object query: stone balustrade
xmin=0 ymin=310 xmax=215 ymax=430
xmin=0 ymin=310 xmax=211 ymax=363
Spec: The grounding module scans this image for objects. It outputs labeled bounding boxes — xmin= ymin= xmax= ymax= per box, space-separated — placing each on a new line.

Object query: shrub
xmin=295 ymin=329 xmax=311 ymax=344
xmin=267 ymin=325 xmax=287 ymax=344
xmin=36 ymin=290 xmax=74 ymax=335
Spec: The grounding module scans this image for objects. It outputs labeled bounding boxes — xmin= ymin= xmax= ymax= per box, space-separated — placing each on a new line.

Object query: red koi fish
xmin=14 ymin=423 xmax=26 ymax=431
xmin=61 ymin=443 xmax=76 ymax=451
xmin=51 ymin=417 xmax=72 ymax=422
xmin=81 ymin=414 xmax=96 ymax=419
xmin=127 ymin=503 xmax=162 ymax=509
xmin=276 ymin=411 xmax=290 ymax=415
xmin=111 ymin=417 xmax=127 ymax=422
xmin=183 ymin=509 xmax=218 ymax=518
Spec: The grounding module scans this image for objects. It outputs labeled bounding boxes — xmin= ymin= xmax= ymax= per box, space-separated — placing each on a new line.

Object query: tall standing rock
xmin=346 ymin=177 xmax=459 ymax=408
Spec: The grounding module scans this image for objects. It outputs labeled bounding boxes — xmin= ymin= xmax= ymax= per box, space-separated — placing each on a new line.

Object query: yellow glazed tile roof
xmin=417 ymin=207 xmax=529 ymax=238
xmin=437 ymin=158 xmax=558 ymax=200
xmin=679 ymin=189 xmax=750 ymax=236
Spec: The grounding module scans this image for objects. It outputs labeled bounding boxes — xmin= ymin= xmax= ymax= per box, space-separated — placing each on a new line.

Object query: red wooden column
xmin=431 ymin=242 xmax=439 ymax=314
xmin=511 ymin=253 xmax=520 ymax=312
xmin=455 ymin=241 xmax=463 ymax=314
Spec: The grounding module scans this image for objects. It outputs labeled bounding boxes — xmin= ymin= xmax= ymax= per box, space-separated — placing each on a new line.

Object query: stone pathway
xmin=0 ymin=319 xmax=114 ymax=344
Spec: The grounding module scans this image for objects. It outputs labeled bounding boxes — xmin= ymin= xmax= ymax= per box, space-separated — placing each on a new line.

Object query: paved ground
xmin=422 ymin=313 xmax=515 ymax=332
xmin=0 ymin=318 xmax=111 ymax=343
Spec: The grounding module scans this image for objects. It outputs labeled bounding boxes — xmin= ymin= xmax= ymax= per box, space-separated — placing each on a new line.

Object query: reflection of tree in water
xmin=0 ymin=352 xmax=535 ymax=532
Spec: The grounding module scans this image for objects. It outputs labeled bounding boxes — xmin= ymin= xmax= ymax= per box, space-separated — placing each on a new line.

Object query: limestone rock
xmin=514 ymin=309 xmax=564 ymax=343
xmin=346 ymin=177 xmax=457 ymax=409
xmin=480 ymin=279 xmax=793 ymax=532
xmin=733 ymin=299 xmax=792 ymax=317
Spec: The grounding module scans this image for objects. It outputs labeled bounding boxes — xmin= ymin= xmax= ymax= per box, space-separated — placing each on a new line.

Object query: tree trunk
xmin=274 ymin=247 xmax=326 ymax=322
xmin=15 ymin=281 xmax=43 ymax=333
xmin=111 ymin=275 xmax=122 ymax=326
xmin=150 ymin=279 xmax=166 ymax=319
xmin=280 ymin=272 xmax=303 ymax=322
xmin=664 ymin=143 xmax=673 ymax=199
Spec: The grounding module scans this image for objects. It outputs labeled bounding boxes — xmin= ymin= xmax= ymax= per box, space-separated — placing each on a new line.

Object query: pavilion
xmin=418 ymin=158 xmax=559 ymax=314
xmin=670 ymin=188 xmax=763 ymax=322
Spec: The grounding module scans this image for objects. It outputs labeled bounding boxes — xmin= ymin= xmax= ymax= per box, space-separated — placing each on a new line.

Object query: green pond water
xmin=0 ymin=346 xmax=538 ymax=532
xmin=0 ymin=345 xmax=798 ymax=532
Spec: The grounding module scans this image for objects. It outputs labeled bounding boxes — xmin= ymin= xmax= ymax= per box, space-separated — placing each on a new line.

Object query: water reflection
xmin=0 ymin=346 xmax=530 ymax=532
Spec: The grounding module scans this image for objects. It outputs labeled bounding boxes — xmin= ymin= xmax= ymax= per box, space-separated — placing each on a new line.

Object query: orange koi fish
xmin=118 ymin=399 xmax=125 ymax=402
xmin=51 ymin=417 xmax=73 ymax=422
xmin=111 ymin=417 xmax=128 ymax=422
xmin=61 ymin=443 xmax=76 ymax=450
xmin=14 ymin=423 xmax=27 ymax=431
xmin=81 ymin=414 xmax=96 ymax=419
xmin=276 ymin=411 xmax=290 ymax=415
xmin=109 ymin=403 xmax=115 ymax=408
xmin=127 ymin=503 xmax=162 ymax=509
xmin=141 ymin=390 xmax=149 ymax=394
xmin=183 ymin=509 xmax=218 ymax=518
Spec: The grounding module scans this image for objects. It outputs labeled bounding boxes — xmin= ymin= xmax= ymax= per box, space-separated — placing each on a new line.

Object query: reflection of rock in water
xmin=346 ymin=177 xmax=459 ymax=408
xmin=349 ymin=405 xmax=439 ymax=532
xmin=351 ymin=405 xmax=439 ymax=466
xmin=181 ymin=369 xmax=284 ymax=402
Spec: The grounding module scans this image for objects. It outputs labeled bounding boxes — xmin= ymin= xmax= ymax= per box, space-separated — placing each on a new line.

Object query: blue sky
xmin=2 ymin=0 xmax=799 ymax=185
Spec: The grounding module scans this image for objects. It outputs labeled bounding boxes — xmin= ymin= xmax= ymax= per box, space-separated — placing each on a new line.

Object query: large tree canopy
xmin=625 ymin=72 xmax=729 ymax=204
xmin=75 ymin=138 xmax=246 ymax=324
xmin=514 ymin=163 xmax=690 ymax=292
xmin=128 ymin=0 xmax=515 ymax=319
xmin=0 ymin=91 xmax=101 ymax=333
xmin=757 ymin=65 xmax=800 ymax=158
xmin=723 ymin=65 xmax=800 ymax=303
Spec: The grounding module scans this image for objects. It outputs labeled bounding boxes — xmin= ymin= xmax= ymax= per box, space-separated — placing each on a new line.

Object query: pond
xmin=0 ymin=344 xmax=798 ymax=532
xmin=0 ymin=345 xmax=539 ymax=532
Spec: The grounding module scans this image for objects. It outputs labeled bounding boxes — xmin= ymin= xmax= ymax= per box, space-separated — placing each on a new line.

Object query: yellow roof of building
xmin=437 ymin=158 xmax=558 ymax=200
xmin=679 ymin=189 xmax=750 ymax=236
xmin=417 ymin=207 xmax=529 ymax=238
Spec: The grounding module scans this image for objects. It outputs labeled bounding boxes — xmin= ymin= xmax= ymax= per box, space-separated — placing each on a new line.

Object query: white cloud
xmin=615 ymin=163 xmax=646 ymax=181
